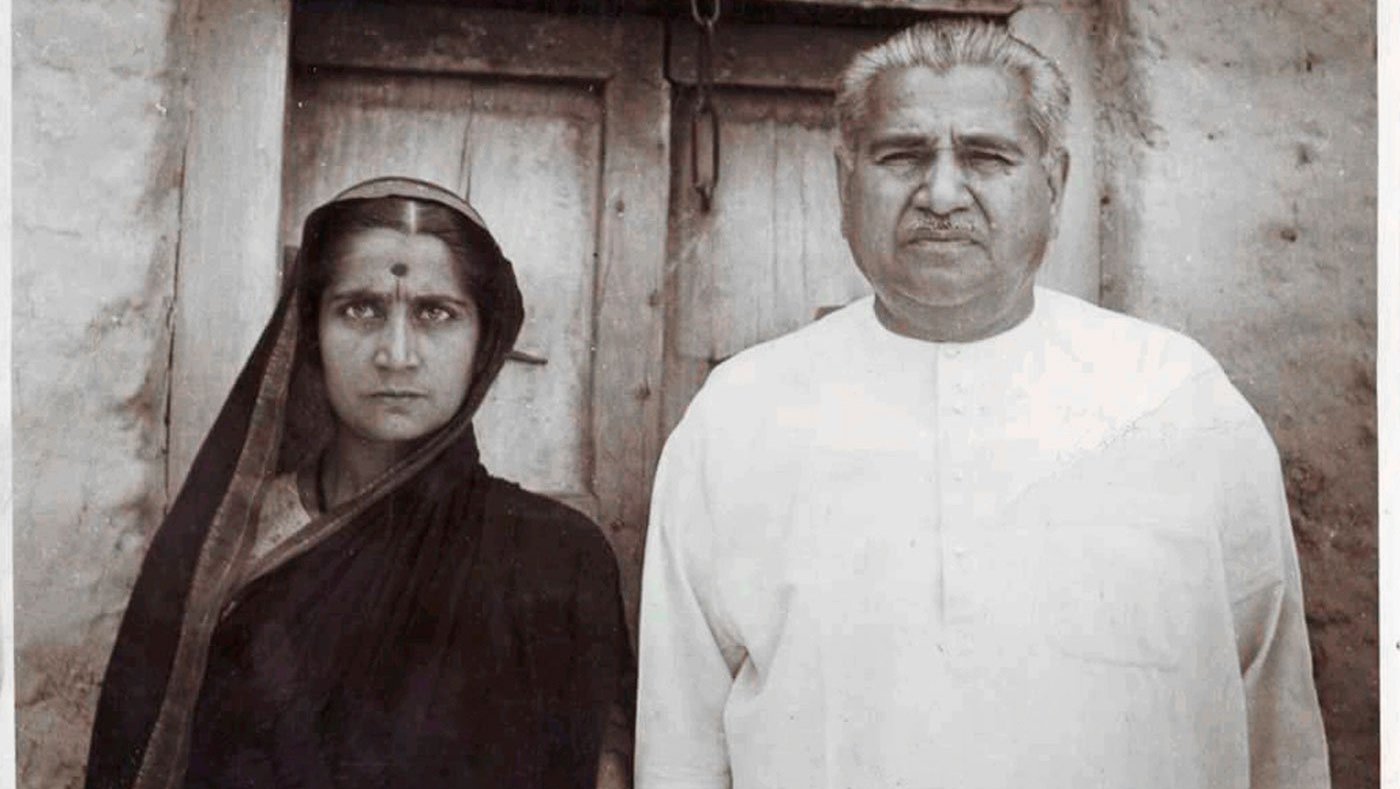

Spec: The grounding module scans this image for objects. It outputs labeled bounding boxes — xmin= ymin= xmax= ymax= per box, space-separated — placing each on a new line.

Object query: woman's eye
xmin=342 ymin=302 xmax=381 ymax=321
xmin=417 ymin=305 xmax=456 ymax=323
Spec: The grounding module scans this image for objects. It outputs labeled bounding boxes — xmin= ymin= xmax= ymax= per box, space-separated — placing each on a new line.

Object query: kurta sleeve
xmin=636 ymin=404 xmax=742 ymax=789
xmin=1214 ymin=386 xmax=1330 ymax=788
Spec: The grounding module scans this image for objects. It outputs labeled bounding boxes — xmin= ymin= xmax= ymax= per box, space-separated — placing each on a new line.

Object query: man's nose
xmin=373 ymin=309 xmax=421 ymax=371
xmin=914 ymin=150 xmax=973 ymax=215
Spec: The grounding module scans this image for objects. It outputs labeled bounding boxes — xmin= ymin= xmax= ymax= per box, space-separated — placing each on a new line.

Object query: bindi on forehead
xmin=327 ymin=227 xmax=470 ymax=300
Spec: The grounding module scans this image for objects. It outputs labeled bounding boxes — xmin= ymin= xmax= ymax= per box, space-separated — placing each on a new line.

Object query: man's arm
xmin=635 ymin=410 xmax=741 ymax=789
xmin=1216 ymin=393 xmax=1330 ymax=788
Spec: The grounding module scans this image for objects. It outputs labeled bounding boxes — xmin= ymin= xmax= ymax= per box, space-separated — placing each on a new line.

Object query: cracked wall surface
xmin=1097 ymin=0 xmax=1377 ymax=785
xmin=14 ymin=0 xmax=188 ymax=784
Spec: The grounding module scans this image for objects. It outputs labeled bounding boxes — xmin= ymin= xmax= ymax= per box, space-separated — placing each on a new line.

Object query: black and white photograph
xmin=7 ymin=0 xmax=1383 ymax=787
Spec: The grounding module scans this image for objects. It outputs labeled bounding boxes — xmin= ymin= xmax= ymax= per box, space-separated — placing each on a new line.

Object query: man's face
xmin=837 ymin=64 xmax=1065 ymax=339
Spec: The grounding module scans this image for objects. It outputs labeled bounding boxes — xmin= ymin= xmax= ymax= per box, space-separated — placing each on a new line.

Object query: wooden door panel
xmin=465 ymin=83 xmax=602 ymax=498
xmin=664 ymin=88 xmax=871 ymax=433
xmin=282 ymin=70 xmax=477 ymax=248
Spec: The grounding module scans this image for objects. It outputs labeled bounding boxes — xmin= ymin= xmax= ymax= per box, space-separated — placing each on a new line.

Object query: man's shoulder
xmin=702 ymin=297 xmax=873 ymax=399
xmin=1038 ymin=288 xmax=1223 ymax=383
xmin=1037 ymin=288 xmax=1265 ymax=433
xmin=667 ymin=298 xmax=874 ymax=449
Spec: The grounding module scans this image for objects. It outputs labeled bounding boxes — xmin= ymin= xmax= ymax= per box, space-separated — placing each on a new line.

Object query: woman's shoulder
xmin=481 ymin=477 xmax=620 ymax=575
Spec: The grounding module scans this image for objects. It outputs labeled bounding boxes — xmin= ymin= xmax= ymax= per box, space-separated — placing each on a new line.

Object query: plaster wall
xmin=13 ymin=0 xmax=188 ymax=784
xmin=1097 ymin=0 xmax=1377 ymax=784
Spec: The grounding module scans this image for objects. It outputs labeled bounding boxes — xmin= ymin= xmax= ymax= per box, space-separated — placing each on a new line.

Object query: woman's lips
xmin=369 ymin=390 xmax=427 ymax=400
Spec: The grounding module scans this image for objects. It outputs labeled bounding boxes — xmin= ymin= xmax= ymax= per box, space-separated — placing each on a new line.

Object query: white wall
xmin=13 ymin=0 xmax=186 ymax=782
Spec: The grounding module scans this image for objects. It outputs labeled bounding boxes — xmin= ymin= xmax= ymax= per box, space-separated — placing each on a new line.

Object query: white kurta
xmin=636 ymin=288 xmax=1328 ymax=789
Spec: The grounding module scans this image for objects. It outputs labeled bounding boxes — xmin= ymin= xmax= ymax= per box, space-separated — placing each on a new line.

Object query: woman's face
xmin=317 ymin=227 xmax=481 ymax=447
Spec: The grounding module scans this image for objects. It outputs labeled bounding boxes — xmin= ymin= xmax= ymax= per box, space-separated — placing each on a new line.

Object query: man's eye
xmin=964 ymin=151 xmax=1012 ymax=169
xmin=877 ymin=151 xmax=921 ymax=166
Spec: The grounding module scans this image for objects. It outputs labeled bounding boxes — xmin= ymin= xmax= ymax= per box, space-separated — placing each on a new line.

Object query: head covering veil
xmin=85 ymin=178 xmax=546 ymax=788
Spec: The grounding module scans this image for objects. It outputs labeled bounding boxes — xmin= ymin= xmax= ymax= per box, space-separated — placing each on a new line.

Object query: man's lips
xmin=904 ymin=228 xmax=978 ymax=244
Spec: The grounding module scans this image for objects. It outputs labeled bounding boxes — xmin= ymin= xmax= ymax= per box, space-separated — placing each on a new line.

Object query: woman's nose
xmin=373 ymin=310 xmax=421 ymax=370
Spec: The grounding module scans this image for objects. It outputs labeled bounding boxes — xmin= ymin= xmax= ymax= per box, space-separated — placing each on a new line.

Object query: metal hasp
xmin=690 ymin=0 xmax=722 ymax=211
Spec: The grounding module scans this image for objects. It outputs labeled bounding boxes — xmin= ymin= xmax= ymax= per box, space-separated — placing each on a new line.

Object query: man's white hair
xmin=835 ymin=20 xmax=1070 ymax=166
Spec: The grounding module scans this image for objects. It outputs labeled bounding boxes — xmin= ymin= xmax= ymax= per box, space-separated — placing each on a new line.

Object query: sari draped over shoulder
xmin=86 ymin=178 xmax=634 ymax=789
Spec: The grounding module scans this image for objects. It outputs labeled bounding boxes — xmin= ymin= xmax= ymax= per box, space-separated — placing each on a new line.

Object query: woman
xmin=86 ymin=178 xmax=633 ymax=788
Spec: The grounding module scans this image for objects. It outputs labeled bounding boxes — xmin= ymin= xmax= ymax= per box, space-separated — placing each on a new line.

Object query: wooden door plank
xmin=706 ymin=103 xmax=777 ymax=361
xmin=662 ymin=96 xmax=718 ymax=436
xmin=590 ymin=17 xmax=670 ymax=625
xmin=779 ymin=121 xmax=870 ymax=318
xmin=167 ymin=0 xmax=290 ymax=495
xmin=666 ymin=89 xmax=870 ymax=433
xmin=671 ymin=21 xmax=892 ymax=92
xmin=772 ymin=123 xmax=813 ymax=343
xmin=466 ymin=82 xmax=603 ymax=496
xmin=666 ymin=94 xmax=785 ymax=435
xmin=293 ymin=4 xmax=622 ymax=81
xmin=281 ymin=71 xmax=476 ymax=248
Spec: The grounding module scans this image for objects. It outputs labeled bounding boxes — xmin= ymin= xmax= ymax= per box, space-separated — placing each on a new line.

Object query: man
xmin=636 ymin=19 xmax=1328 ymax=789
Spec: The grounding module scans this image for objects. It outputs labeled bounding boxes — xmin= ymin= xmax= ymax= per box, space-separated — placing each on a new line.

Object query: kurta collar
xmin=856 ymin=287 xmax=1054 ymax=362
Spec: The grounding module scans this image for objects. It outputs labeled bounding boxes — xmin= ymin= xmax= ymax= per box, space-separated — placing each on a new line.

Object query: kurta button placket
xmin=939 ymin=343 xmax=973 ymax=650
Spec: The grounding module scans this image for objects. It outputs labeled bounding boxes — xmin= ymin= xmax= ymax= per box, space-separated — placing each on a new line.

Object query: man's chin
xmin=898 ymin=270 xmax=988 ymax=308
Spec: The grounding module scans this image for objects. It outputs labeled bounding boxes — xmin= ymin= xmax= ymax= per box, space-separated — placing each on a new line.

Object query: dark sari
xmin=86 ymin=178 xmax=633 ymax=789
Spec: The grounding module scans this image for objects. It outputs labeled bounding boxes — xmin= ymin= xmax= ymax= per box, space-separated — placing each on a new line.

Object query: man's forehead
xmin=860 ymin=64 xmax=1038 ymax=143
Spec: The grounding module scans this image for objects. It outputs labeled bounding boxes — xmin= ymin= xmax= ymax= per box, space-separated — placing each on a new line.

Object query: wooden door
xmin=282 ymin=6 xmax=669 ymax=612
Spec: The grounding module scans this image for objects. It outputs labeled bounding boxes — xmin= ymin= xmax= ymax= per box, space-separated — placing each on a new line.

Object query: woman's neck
xmin=320 ymin=430 xmax=410 ymax=509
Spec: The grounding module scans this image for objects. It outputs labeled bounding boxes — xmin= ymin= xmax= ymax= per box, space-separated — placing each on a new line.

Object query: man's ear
xmin=1047 ymin=148 xmax=1070 ymax=217
xmin=834 ymin=147 xmax=853 ymax=240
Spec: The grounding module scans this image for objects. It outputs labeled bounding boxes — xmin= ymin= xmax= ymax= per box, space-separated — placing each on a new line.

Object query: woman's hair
xmin=834 ymin=19 xmax=1070 ymax=169
xmin=295 ymin=195 xmax=509 ymax=385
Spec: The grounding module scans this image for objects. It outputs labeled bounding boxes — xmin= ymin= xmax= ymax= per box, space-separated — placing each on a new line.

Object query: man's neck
xmin=873 ymin=283 xmax=1036 ymax=344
